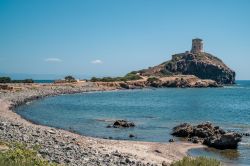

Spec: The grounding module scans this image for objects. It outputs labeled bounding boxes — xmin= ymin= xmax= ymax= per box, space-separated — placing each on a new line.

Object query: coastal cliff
xmin=138 ymin=39 xmax=235 ymax=84
xmin=91 ymin=39 xmax=235 ymax=88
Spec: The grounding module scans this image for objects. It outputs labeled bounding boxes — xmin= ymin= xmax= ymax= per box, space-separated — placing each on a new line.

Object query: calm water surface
xmin=16 ymin=81 xmax=250 ymax=165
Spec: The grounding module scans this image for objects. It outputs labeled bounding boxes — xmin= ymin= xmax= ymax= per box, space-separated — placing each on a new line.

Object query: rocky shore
xmin=94 ymin=75 xmax=220 ymax=89
xmin=172 ymin=122 xmax=244 ymax=149
xmin=0 ymin=82 xmax=203 ymax=166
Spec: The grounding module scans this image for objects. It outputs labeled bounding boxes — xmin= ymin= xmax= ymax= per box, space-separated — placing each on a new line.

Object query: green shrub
xmin=128 ymin=71 xmax=138 ymax=75
xmin=90 ymin=77 xmax=99 ymax=82
xmin=0 ymin=77 xmax=11 ymax=83
xmin=65 ymin=75 xmax=76 ymax=82
xmin=138 ymin=69 xmax=147 ymax=74
xmin=122 ymin=73 xmax=142 ymax=81
xmin=0 ymin=77 xmax=35 ymax=83
xmin=0 ymin=142 xmax=57 ymax=166
xmin=11 ymin=79 xmax=34 ymax=83
xmin=160 ymin=69 xmax=173 ymax=76
xmin=170 ymin=156 xmax=221 ymax=166
xmin=147 ymin=77 xmax=159 ymax=82
xmin=90 ymin=73 xmax=142 ymax=82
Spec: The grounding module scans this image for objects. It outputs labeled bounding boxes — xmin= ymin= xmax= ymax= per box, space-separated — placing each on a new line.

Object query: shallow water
xmin=16 ymin=80 xmax=250 ymax=165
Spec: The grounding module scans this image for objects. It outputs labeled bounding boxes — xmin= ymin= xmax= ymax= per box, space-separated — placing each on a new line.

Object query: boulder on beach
xmin=172 ymin=122 xmax=242 ymax=149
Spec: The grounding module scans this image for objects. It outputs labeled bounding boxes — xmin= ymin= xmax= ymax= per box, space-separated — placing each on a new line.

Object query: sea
xmin=34 ymin=80 xmax=54 ymax=83
xmin=15 ymin=80 xmax=250 ymax=165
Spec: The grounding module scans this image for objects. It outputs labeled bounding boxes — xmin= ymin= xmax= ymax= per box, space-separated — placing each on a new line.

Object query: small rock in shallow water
xmin=191 ymin=136 xmax=200 ymax=143
xmin=107 ymin=120 xmax=135 ymax=128
xmin=168 ymin=139 xmax=174 ymax=142
xmin=242 ymin=133 xmax=250 ymax=137
xmin=113 ymin=120 xmax=135 ymax=128
xmin=129 ymin=134 xmax=135 ymax=138
xmin=106 ymin=125 xmax=112 ymax=128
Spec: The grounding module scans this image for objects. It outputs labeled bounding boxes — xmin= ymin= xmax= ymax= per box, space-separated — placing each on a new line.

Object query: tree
xmin=0 ymin=77 xmax=11 ymax=83
xmin=64 ymin=76 xmax=76 ymax=82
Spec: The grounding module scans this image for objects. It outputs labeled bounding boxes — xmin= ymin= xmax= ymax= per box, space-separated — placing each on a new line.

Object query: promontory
xmin=93 ymin=38 xmax=235 ymax=88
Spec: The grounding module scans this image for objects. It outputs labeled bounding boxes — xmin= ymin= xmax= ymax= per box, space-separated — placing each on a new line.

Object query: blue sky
xmin=0 ymin=0 xmax=250 ymax=79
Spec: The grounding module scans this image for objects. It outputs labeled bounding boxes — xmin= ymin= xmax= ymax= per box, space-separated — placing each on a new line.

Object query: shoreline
xmin=0 ymin=82 xmax=205 ymax=165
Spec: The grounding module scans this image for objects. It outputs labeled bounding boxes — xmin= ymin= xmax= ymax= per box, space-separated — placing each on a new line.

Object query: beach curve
xmin=0 ymin=82 xmax=204 ymax=166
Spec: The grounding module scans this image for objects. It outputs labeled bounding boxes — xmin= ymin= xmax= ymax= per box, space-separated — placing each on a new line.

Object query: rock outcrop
xmin=95 ymin=75 xmax=220 ymax=89
xmin=172 ymin=122 xmax=242 ymax=149
xmin=137 ymin=39 xmax=235 ymax=85
xmin=107 ymin=120 xmax=135 ymax=128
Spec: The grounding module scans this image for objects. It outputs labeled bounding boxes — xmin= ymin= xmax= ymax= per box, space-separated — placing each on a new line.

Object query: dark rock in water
xmin=241 ymin=133 xmax=250 ymax=137
xmin=214 ymin=126 xmax=220 ymax=130
xmin=191 ymin=136 xmax=200 ymax=144
xmin=168 ymin=139 xmax=174 ymax=142
xmin=129 ymin=134 xmax=135 ymax=138
xmin=219 ymin=129 xmax=226 ymax=135
xmin=171 ymin=122 xmax=242 ymax=149
xmin=113 ymin=120 xmax=135 ymax=128
xmin=106 ymin=125 xmax=112 ymax=128
xmin=172 ymin=123 xmax=193 ymax=137
xmin=203 ymin=133 xmax=242 ymax=150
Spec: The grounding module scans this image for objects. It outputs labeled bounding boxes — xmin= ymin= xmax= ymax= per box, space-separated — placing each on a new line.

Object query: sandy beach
xmin=0 ymin=82 xmax=204 ymax=166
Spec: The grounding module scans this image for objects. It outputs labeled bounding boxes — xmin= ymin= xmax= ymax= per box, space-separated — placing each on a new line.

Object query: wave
xmin=223 ymin=86 xmax=245 ymax=89
xmin=94 ymin=118 xmax=115 ymax=122
xmin=239 ymin=142 xmax=250 ymax=146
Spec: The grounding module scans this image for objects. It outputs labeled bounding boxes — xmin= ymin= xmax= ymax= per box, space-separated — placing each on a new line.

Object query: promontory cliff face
xmin=138 ymin=39 xmax=235 ymax=84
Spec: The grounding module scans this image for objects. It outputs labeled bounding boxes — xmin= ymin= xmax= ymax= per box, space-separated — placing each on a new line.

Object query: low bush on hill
xmin=147 ymin=77 xmax=159 ymax=82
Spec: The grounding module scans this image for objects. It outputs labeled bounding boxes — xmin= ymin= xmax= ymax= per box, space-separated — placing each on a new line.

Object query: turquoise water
xmin=16 ymin=81 xmax=250 ymax=165
xmin=34 ymin=80 xmax=54 ymax=83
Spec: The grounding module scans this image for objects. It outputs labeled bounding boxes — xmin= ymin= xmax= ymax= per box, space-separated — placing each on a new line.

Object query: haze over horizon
xmin=1 ymin=0 xmax=250 ymax=80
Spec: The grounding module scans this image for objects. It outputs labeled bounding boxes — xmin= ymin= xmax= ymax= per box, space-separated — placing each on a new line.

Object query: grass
xmin=170 ymin=157 xmax=221 ymax=166
xmin=0 ymin=141 xmax=6 ymax=146
xmin=147 ymin=77 xmax=160 ymax=82
xmin=0 ymin=141 xmax=58 ymax=166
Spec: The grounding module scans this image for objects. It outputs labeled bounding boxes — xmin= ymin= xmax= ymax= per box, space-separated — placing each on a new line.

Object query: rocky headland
xmin=136 ymin=39 xmax=235 ymax=85
xmin=94 ymin=75 xmax=219 ymax=89
xmin=92 ymin=39 xmax=235 ymax=89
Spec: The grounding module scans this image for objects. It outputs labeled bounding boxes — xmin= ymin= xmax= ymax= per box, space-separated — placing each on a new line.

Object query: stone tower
xmin=191 ymin=38 xmax=203 ymax=54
